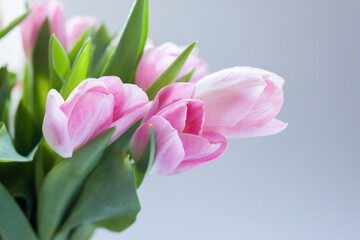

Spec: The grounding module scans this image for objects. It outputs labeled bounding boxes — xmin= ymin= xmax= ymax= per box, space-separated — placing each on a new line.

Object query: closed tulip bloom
xmin=21 ymin=0 xmax=66 ymax=60
xmin=66 ymin=16 xmax=98 ymax=51
xmin=43 ymin=76 xmax=149 ymax=158
xmin=130 ymin=83 xmax=227 ymax=175
xmin=195 ymin=67 xmax=287 ymax=138
xmin=135 ymin=41 xmax=208 ymax=90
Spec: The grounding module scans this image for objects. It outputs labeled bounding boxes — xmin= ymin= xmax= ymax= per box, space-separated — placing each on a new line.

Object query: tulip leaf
xmin=89 ymin=24 xmax=112 ymax=77
xmin=62 ymin=38 xmax=91 ymax=100
xmin=50 ymin=35 xmax=70 ymax=91
xmin=146 ymin=41 xmax=197 ymax=99
xmin=102 ymin=0 xmax=148 ymax=83
xmin=69 ymin=224 xmax=95 ymax=240
xmin=14 ymin=100 xmax=42 ymax=156
xmin=134 ymin=124 xmax=155 ymax=188
xmin=37 ymin=127 xmax=115 ymax=240
xmin=56 ymin=147 xmax=140 ymax=237
xmin=68 ymin=27 xmax=93 ymax=64
xmin=0 ymin=183 xmax=38 ymax=240
xmin=0 ymin=67 xmax=8 ymax=118
xmin=32 ymin=19 xmax=51 ymax=123
xmin=178 ymin=68 xmax=195 ymax=83
xmin=0 ymin=10 xmax=30 ymax=39
xmin=0 ymin=122 xmax=38 ymax=162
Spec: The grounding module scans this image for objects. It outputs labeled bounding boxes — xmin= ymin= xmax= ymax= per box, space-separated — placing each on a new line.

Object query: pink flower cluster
xmin=24 ymin=0 xmax=286 ymax=175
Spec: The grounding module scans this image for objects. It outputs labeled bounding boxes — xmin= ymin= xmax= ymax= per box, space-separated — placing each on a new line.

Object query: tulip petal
xmin=170 ymin=132 xmax=227 ymax=175
xmin=43 ymin=90 xmax=72 ymax=158
xmin=130 ymin=116 xmax=185 ymax=176
xmin=110 ymin=102 xmax=150 ymax=143
xmin=67 ymin=92 xmax=114 ymax=150
xmin=195 ymin=67 xmax=267 ymax=127
xmin=144 ymin=82 xmax=195 ymax=122
xmin=213 ymin=118 xmax=288 ymax=138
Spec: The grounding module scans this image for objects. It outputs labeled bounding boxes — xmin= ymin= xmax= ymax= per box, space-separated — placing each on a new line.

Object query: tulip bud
xmin=66 ymin=16 xmax=98 ymax=51
xmin=43 ymin=77 xmax=149 ymax=158
xmin=131 ymin=83 xmax=226 ymax=175
xmin=135 ymin=41 xmax=208 ymax=90
xmin=195 ymin=67 xmax=287 ymax=138
xmin=20 ymin=0 xmax=66 ymax=60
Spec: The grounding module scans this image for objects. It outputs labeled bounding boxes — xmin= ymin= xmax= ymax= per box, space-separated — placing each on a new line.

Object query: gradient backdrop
xmin=1 ymin=0 xmax=359 ymax=239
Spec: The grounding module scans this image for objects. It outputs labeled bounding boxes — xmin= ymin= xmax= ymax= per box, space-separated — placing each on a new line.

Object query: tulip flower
xmin=195 ymin=66 xmax=287 ymax=138
xmin=43 ymin=76 xmax=149 ymax=158
xmin=66 ymin=16 xmax=98 ymax=51
xmin=21 ymin=0 xmax=66 ymax=60
xmin=130 ymin=83 xmax=227 ymax=175
xmin=135 ymin=41 xmax=208 ymax=90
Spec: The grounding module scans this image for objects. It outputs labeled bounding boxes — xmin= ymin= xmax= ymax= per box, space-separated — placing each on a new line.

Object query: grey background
xmin=64 ymin=0 xmax=359 ymax=239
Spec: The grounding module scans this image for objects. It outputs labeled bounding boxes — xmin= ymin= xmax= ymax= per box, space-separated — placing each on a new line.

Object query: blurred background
xmin=1 ymin=0 xmax=359 ymax=239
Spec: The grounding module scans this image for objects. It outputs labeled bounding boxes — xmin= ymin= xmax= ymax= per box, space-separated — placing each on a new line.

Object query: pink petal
xmin=42 ymin=90 xmax=72 ymax=158
xmin=130 ymin=116 xmax=185 ymax=176
xmin=110 ymin=102 xmax=150 ymax=143
xmin=195 ymin=67 xmax=267 ymax=127
xmin=211 ymin=119 xmax=288 ymax=138
xmin=66 ymin=16 xmax=98 ymax=51
xmin=170 ymin=132 xmax=227 ymax=175
xmin=67 ymin=92 xmax=114 ymax=150
xmin=144 ymin=82 xmax=195 ymax=122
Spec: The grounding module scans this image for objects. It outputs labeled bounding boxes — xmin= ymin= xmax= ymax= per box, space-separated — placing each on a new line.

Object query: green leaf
xmin=89 ymin=24 xmax=112 ymax=77
xmin=134 ymin=124 xmax=155 ymax=188
xmin=102 ymin=0 xmax=148 ymax=83
xmin=109 ymin=121 xmax=140 ymax=152
xmin=69 ymin=224 xmax=95 ymax=240
xmin=0 ymin=67 xmax=9 ymax=117
xmin=50 ymin=35 xmax=70 ymax=91
xmin=32 ymin=19 xmax=51 ymax=123
xmin=37 ymin=128 xmax=115 ymax=240
xmin=145 ymin=41 xmax=197 ymax=100
xmin=61 ymin=38 xmax=91 ymax=100
xmin=0 ymin=122 xmax=38 ymax=162
xmin=57 ymin=147 xmax=140 ymax=237
xmin=0 ymin=183 xmax=38 ymax=240
xmin=0 ymin=10 xmax=30 ymax=39
xmin=68 ymin=28 xmax=93 ymax=64
xmin=14 ymin=101 xmax=41 ymax=156
xmin=178 ymin=68 xmax=195 ymax=83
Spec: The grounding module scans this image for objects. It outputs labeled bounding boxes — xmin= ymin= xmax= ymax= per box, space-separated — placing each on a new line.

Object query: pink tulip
xmin=195 ymin=66 xmax=287 ymax=138
xmin=135 ymin=41 xmax=208 ymax=90
xmin=66 ymin=16 xmax=98 ymax=51
xmin=130 ymin=83 xmax=227 ymax=175
xmin=21 ymin=0 xmax=66 ymax=60
xmin=43 ymin=76 xmax=149 ymax=158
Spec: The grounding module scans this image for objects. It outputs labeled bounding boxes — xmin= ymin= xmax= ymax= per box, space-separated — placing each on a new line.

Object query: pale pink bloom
xmin=66 ymin=16 xmax=98 ymax=51
xmin=135 ymin=41 xmax=208 ymax=90
xmin=8 ymin=81 xmax=23 ymax=138
xmin=130 ymin=83 xmax=227 ymax=175
xmin=195 ymin=66 xmax=287 ymax=138
xmin=20 ymin=0 xmax=66 ymax=60
xmin=43 ymin=76 xmax=149 ymax=158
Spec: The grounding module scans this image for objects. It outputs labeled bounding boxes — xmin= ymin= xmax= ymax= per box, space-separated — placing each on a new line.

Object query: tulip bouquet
xmin=0 ymin=0 xmax=286 ymax=239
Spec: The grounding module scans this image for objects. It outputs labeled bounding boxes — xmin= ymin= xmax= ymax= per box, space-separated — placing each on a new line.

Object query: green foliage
xmin=37 ymin=128 xmax=115 ymax=240
xmin=0 ymin=68 xmax=8 ymax=118
xmin=0 ymin=122 xmax=38 ymax=162
xmin=56 ymin=148 xmax=140 ymax=238
xmin=50 ymin=35 xmax=70 ymax=91
xmin=134 ymin=125 xmax=155 ymax=188
xmin=146 ymin=42 xmax=197 ymax=99
xmin=0 ymin=183 xmax=38 ymax=240
xmin=178 ymin=68 xmax=195 ymax=83
xmin=0 ymin=10 xmax=30 ymax=39
xmin=32 ymin=19 xmax=51 ymax=123
xmin=61 ymin=38 xmax=91 ymax=100
xmin=102 ymin=0 xmax=149 ymax=83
